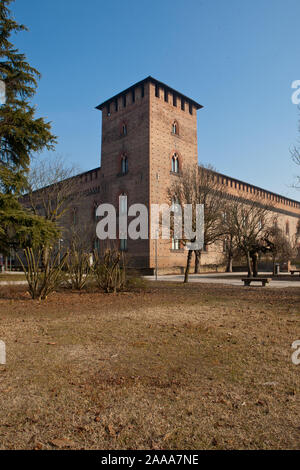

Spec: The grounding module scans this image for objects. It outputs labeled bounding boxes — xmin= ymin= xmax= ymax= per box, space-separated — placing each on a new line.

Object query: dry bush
xmin=17 ymin=247 xmax=67 ymax=300
xmin=93 ymin=248 xmax=127 ymax=293
xmin=66 ymin=243 xmax=92 ymax=291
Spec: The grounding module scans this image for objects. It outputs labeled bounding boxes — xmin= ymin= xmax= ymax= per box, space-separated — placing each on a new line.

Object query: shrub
xmin=93 ymin=248 xmax=126 ymax=293
xmin=67 ymin=243 xmax=92 ymax=290
xmin=18 ymin=247 xmax=67 ymax=300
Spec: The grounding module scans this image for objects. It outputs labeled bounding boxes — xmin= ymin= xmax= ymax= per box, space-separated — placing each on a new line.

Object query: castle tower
xmin=96 ymin=77 xmax=203 ymax=270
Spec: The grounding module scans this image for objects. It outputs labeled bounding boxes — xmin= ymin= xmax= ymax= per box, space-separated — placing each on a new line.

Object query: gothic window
xmin=94 ymin=238 xmax=100 ymax=251
xmin=121 ymin=155 xmax=128 ymax=175
xmin=119 ymin=193 xmax=127 ymax=215
xmin=171 ymin=153 xmax=179 ymax=173
xmin=120 ymin=238 xmax=127 ymax=251
xmin=172 ymin=238 xmax=180 ymax=250
xmin=72 ymin=207 xmax=78 ymax=225
xmin=121 ymin=123 xmax=127 ymax=136
xmin=93 ymin=202 xmax=98 ymax=222
xmin=286 ymin=221 xmax=290 ymax=236
xmin=172 ymin=121 xmax=179 ymax=135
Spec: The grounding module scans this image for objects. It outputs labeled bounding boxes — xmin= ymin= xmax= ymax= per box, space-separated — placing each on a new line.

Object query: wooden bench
xmin=242 ymin=277 xmax=271 ymax=287
xmin=290 ymin=270 xmax=300 ymax=276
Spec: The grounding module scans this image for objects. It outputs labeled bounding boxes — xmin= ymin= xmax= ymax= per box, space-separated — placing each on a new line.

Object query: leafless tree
xmin=222 ymin=195 xmax=276 ymax=277
xmin=266 ymin=224 xmax=297 ymax=275
xmin=27 ymin=154 xmax=80 ymax=224
xmin=25 ymin=154 xmax=81 ymax=267
xmin=168 ymin=163 xmax=226 ymax=282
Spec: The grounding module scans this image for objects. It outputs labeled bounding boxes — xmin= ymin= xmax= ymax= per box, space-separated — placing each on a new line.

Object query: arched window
xmin=286 ymin=221 xmax=290 ymax=236
xmin=72 ymin=207 xmax=78 ymax=225
xmin=121 ymin=155 xmax=128 ymax=175
xmin=122 ymin=123 xmax=127 ymax=136
xmin=120 ymin=238 xmax=127 ymax=251
xmin=93 ymin=202 xmax=98 ymax=222
xmin=171 ymin=153 xmax=179 ymax=173
xmin=172 ymin=121 xmax=179 ymax=135
xmin=94 ymin=238 xmax=100 ymax=251
xmin=171 ymin=238 xmax=180 ymax=250
xmin=119 ymin=193 xmax=127 ymax=215
xmin=119 ymin=193 xmax=128 ymax=251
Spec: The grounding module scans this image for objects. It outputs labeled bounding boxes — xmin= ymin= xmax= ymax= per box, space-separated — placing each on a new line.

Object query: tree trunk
xmin=246 ymin=251 xmax=252 ymax=277
xmin=194 ymin=250 xmax=201 ymax=274
xmin=42 ymin=245 xmax=50 ymax=276
xmin=226 ymin=253 xmax=233 ymax=273
xmin=272 ymin=257 xmax=276 ymax=276
xmin=184 ymin=250 xmax=193 ymax=283
xmin=251 ymin=252 xmax=258 ymax=277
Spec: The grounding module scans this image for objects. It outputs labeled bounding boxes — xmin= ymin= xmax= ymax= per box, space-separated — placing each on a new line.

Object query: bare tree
xmin=222 ymin=233 xmax=241 ymax=273
xmin=266 ymin=224 xmax=296 ymax=275
xmin=168 ymin=164 xmax=226 ymax=282
xmin=222 ymin=195 xmax=276 ymax=277
xmin=25 ymin=154 xmax=81 ymax=267
xmin=27 ymin=154 xmax=80 ymax=224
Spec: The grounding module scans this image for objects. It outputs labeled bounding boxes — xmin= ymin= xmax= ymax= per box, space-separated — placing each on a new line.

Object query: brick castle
xmin=24 ymin=76 xmax=300 ymax=272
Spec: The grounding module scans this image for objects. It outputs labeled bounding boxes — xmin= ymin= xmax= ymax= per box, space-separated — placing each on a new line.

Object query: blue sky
xmin=13 ymin=0 xmax=300 ymax=199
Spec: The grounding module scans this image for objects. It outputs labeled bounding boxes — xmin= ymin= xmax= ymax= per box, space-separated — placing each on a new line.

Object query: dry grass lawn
xmin=0 ymin=282 xmax=299 ymax=450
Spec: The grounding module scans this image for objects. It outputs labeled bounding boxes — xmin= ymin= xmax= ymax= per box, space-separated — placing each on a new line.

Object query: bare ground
xmin=0 ymin=282 xmax=299 ymax=450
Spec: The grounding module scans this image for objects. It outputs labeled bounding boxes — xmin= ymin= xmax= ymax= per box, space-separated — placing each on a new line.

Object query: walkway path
xmin=145 ymin=272 xmax=300 ymax=288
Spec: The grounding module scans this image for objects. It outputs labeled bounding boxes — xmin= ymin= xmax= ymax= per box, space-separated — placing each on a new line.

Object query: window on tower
xmin=119 ymin=193 xmax=128 ymax=215
xmin=120 ymin=238 xmax=127 ymax=251
xmin=121 ymin=123 xmax=127 ymax=136
xmin=171 ymin=153 xmax=179 ymax=173
xmin=172 ymin=121 xmax=179 ymax=135
xmin=121 ymin=155 xmax=128 ymax=175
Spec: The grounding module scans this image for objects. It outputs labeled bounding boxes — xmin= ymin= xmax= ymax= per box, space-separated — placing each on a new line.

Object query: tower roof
xmin=96 ymin=76 xmax=203 ymax=111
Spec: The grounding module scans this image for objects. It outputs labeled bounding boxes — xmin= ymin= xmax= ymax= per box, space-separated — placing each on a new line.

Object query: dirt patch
xmin=0 ymin=282 xmax=299 ymax=449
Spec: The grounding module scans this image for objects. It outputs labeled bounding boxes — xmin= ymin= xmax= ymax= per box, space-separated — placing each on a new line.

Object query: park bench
xmin=290 ymin=270 xmax=300 ymax=276
xmin=242 ymin=277 xmax=271 ymax=287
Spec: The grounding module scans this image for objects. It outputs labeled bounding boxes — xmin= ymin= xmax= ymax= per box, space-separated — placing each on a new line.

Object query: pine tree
xmin=0 ymin=0 xmax=57 ymax=255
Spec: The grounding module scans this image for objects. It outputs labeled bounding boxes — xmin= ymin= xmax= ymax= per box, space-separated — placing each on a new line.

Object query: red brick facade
xmin=23 ymin=76 xmax=300 ymax=272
